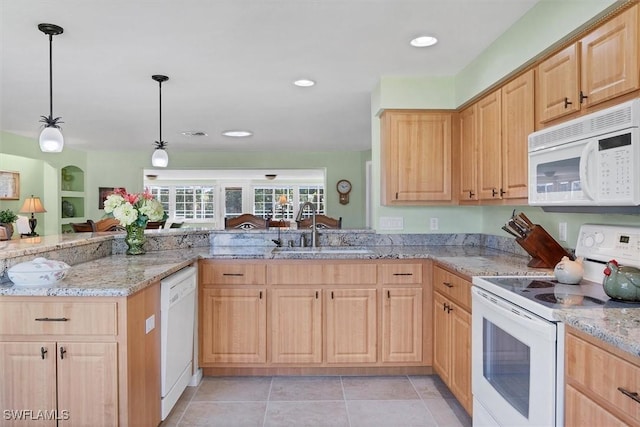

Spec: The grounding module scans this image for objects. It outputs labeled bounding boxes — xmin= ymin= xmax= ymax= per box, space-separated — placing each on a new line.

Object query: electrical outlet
xmin=558 ymin=222 xmax=567 ymax=242
xmin=430 ymin=217 xmax=439 ymax=231
xmin=145 ymin=314 xmax=155 ymax=334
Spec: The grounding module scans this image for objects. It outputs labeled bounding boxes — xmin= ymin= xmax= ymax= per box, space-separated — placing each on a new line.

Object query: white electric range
xmin=471 ymin=223 xmax=640 ymax=427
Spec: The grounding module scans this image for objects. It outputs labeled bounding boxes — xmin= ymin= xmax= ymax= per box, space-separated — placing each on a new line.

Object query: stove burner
xmin=535 ymin=293 xmax=605 ymax=307
xmin=526 ymin=280 xmax=555 ymax=289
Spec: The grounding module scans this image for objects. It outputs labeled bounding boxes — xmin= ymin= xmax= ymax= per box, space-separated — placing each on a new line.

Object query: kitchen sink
xmin=271 ymin=247 xmax=373 ymax=255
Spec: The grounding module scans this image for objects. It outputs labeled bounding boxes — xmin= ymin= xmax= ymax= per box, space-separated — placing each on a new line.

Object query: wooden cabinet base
xmin=202 ymin=366 xmax=434 ymax=377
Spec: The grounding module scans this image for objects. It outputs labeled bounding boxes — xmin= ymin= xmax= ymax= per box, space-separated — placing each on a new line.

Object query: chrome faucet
xmin=296 ymin=201 xmax=319 ymax=247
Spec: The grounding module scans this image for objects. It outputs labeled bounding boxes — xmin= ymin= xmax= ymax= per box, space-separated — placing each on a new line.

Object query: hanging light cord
xmin=47 ymin=32 xmax=54 ymax=119
xmin=158 ymin=79 xmax=163 ymax=143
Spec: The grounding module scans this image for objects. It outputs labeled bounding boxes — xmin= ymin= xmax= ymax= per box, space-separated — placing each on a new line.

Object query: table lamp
xmin=19 ymin=195 xmax=47 ymax=237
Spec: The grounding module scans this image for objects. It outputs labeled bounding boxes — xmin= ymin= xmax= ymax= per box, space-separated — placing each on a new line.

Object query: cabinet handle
xmin=500 ymin=188 xmax=506 ymax=197
xmin=447 ymin=305 xmax=453 ymax=313
xmin=564 ymin=97 xmax=573 ymax=108
xmin=315 ymin=291 xmax=319 ymax=299
xmin=468 ymin=191 xmax=475 ymax=198
xmin=443 ymin=303 xmax=448 ymax=311
xmin=259 ymin=291 xmax=263 ymax=299
xmin=395 ymin=192 xmax=399 ymax=200
xmin=41 ymin=347 xmax=48 ymax=360
xmin=59 ymin=347 xmax=66 ymax=360
xmin=387 ymin=290 xmax=391 ymax=298
xmin=393 ymin=273 xmax=413 ymax=276
xmin=579 ymin=91 xmax=588 ymax=104
xmin=618 ymin=387 xmax=640 ymax=404
xmin=492 ymin=188 xmax=499 ymax=197
xmin=331 ymin=291 xmax=334 ymax=299
xmin=222 ymin=273 xmax=244 ymax=277
xmin=35 ymin=317 xmax=69 ymax=322
xmin=443 ymin=282 xmax=454 ymax=288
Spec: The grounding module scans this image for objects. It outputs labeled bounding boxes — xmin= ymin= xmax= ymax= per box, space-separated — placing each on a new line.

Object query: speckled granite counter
xmin=555 ymin=308 xmax=640 ymax=357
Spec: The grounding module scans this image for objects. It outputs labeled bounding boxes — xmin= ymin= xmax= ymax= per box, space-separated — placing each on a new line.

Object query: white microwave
xmin=528 ymin=98 xmax=640 ymax=206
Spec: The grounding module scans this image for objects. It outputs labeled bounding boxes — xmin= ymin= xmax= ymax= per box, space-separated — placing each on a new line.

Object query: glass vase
xmin=125 ymin=223 xmax=147 ymax=255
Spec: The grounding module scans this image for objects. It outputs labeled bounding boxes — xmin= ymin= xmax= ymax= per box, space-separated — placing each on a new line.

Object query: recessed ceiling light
xmin=181 ymin=131 xmax=208 ymax=137
xmin=410 ymin=36 xmax=438 ymax=47
xmin=294 ymin=79 xmax=316 ymax=87
xmin=222 ymin=130 xmax=253 ymax=137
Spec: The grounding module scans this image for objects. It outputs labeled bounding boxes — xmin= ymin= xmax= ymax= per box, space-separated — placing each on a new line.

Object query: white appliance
xmin=472 ymin=224 xmax=640 ymax=427
xmin=528 ymin=98 xmax=640 ymax=206
xmin=161 ymin=266 xmax=197 ymax=420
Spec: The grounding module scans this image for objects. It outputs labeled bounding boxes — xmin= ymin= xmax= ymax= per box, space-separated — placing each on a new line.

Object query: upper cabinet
xmin=460 ymin=70 xmax=534 ymax=203
xmin=537 ymin=4 xmax=639 ymax=124
xmin=381 ymin=110 xmax=453 ymax=205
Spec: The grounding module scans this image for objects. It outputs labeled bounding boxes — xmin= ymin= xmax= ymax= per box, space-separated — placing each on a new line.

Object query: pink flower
xmin=142 ymin=188 xmax=154 ymax=200
xmin=123 ymin=192 xmax=139 ymax=205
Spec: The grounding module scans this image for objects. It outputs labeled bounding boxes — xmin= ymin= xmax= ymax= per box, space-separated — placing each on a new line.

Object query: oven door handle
xmin=472 ymin=287 xmax=556 ymax=340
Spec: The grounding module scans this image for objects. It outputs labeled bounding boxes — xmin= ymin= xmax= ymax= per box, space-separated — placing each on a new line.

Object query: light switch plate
xmin=145 ymin=314 xmax=155 ymax=334
xmin=558 ymin=222 xmax=567 ymax=242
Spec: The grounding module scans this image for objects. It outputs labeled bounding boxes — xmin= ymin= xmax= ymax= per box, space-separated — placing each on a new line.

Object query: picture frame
xmin=99 ymin=187 xmax=124 ymax=209
xmin=0 ymin=171 xmax=20 ymax=200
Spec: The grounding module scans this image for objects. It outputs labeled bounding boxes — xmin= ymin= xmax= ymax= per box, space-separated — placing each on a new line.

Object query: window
xmin=147 ymin=185 xmax=215 ymax=222
xmin=224 ymin=187 xmax=243 ymax=218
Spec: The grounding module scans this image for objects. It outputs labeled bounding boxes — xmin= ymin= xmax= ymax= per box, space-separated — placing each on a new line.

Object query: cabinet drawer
xmin=268 ymin=263 xmax=377 ymax=285
xmin=0 ymin=301 xmax=117 ymax=336
xmin=433 ymin=266 xmax=471 ymax=310
xmin=379 ymin=263 xmax=422 ymax=284
xmin=201 ymin=263 xmax=266 ymax=285
xmin=566 ymin=332 xmax=640 ymax=424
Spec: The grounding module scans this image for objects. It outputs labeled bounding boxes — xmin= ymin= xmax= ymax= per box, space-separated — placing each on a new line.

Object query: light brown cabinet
xmin=432 ymin=265 xmax=472 ymax=416
xmin=0 ymin=284 xmax=162 ymax=427
xmin=199 ymin=259 xmax=431 ymax=372
xmin=381 ymin=110 xmax=453 ymax=205
xmin=459 ymin=70 xmax=533 ymax=203
xmin=565 ymin=327 xmax=640 ymax=427
xmin=537 ymin=4 xmax=639 ymax=124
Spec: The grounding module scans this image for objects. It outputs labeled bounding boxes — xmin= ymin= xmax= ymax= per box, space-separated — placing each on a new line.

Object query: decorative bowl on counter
xmin=7 ymin=257 xmax=71 ymax=287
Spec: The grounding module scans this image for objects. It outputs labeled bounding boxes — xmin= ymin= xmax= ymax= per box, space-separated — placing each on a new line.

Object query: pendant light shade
xmin=151 ymin=74 xmax=169 ymax=168
xmin=38 ymin=23 xmax=64 ymax=153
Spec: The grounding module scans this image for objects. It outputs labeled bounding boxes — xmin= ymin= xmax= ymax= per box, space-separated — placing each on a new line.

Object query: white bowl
xmin=7 ymin=257 xmax=71 ymax=287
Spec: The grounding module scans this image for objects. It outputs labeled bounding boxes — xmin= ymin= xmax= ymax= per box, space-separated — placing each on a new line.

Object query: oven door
xmin=472 ymin=286 xmax=558 ymax=427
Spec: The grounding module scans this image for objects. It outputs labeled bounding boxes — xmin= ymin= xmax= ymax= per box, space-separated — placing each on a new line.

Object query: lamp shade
xmin=20 ymin=196 xmax=47 ymax=214
xmin=151 ymin=148 xmax=169 ymax=167
xmin=39 ymin=127 xmax=64 ymax=152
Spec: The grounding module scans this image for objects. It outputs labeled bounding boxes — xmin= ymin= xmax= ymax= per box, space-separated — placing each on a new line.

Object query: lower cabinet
xmin=0 ymin=282 xmax=162 ymax=426
xmin=199 ymin=259 xmax=431 ymax=371
xmin=432 ymin=265 xmax=472 ymax=416
xmin=565 ymin=327 xmax=640 ymax=426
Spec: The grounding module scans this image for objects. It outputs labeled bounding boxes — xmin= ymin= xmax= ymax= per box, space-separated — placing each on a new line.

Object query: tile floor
xmin=161 ymin=375 xmax=472 ymax=427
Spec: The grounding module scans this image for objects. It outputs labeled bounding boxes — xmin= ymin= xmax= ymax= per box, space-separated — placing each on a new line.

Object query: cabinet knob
xmin=579 ymin=91 xmax=588 ymax=104
xmin=500 ymin=188 xmax=506 ymax=197
xmin=564 ymin=97 xmax=573 ymax=108
xmin=468 ymin=191 xmax=475 ymax=198
xmin=492 ymin=188 xmax=499 ymax=197
xmin=41 ymin=347 xmax=48 ymax=360
xmin=59 ymin=347 xmax=67 ymax=360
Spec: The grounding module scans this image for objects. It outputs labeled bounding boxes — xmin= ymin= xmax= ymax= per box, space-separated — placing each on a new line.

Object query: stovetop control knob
xmin=594 ymin=232 xmax=605 ymax=244
xmin=583 ymin=235 xmax=595 ymax=248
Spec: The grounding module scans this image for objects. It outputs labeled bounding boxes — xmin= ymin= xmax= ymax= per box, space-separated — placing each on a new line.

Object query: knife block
xmin=516 ymin=224 xmax=572 ymax=268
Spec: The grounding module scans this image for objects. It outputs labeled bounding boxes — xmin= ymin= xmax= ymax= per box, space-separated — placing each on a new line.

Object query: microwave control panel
xmin=597 ymin=133 xmax=634 ymax=201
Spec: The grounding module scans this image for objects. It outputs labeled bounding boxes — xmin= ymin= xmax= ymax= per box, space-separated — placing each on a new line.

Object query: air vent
xmin=529 ymin=98 xmax=639 ymax=152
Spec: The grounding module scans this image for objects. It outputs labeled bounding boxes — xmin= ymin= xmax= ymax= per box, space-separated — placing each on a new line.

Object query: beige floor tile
xmin=264 ymin=401 xmax=349 ymax=427
xmin=423 ymin=398 xmax=471 ymax=427
xmin=160 ymin=385 xmax=197 ymax=426
xmin=342 ymin=376 xmax=419 ymax=400
xmin=179 ymin=401 xmax=267 ymax=427
xmin=270 ymin=376 xmax=344 ymax=401
xmin=347 ymin=400 xmax=437 ymax=427
xmin=409 ymin=376 xmax=454 ymax=399
xmin=192 ymin=376 xmax=272 ymax=401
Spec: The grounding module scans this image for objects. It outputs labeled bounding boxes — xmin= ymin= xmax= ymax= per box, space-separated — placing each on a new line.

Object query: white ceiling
xmin=1 ymin=0 xmax=539 ymax=154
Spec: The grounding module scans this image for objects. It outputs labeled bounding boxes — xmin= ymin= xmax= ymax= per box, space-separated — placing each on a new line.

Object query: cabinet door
xmin=270 ymin=288 xmax=322 ymax=364
xmin=57 ymin=342 xmax=118 ymax=427
xmin=381 ymin=111 xmax=452 ymax=204
xmin=450 ymin=305 xmax=472 ymax=416
xmin=382 ymin=287 xmax=423 ymax=363
xmin=477 ymin=90 xmax=503 ymax=200
xmin=501 ymin=70 xmax=534 ymax=200
xmin=0 ymin=342 xmax=57 ymax=427
xmin=565 ymin=385 xmax=628 ymax=427
xmin=201 ymin=288 xmax=267 ymax=364
xmin=458 ymin=104 xmax=478 ymax=201
xmin=326 ymin=289 xmax=377 ymax=364
xmin=581 ymin=4 xmax=639 ymax=107
xmin=432 ymin=292 xmax=451 ymax=384
xmin=537 ymin=43 xmax=581 ymax=123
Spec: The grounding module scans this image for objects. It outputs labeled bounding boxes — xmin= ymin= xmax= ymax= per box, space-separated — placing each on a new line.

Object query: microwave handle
xmin=579 ymin=140 xmax=597 ymax=201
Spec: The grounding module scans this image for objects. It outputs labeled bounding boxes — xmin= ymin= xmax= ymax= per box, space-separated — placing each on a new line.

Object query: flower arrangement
xmin=103 ymin=188 xmax=167 ymax=227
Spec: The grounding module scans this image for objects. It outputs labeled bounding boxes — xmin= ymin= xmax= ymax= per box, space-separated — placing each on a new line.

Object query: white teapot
xmin=554 ymin=256 xmax=584 ymax=284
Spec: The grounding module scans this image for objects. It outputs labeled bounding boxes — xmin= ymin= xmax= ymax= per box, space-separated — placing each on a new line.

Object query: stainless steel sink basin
xmin=271 ymin=247 xmax=373 ymax=255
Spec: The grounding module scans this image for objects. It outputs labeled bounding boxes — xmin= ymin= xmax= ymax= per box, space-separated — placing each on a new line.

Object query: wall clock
xmin=336 ymin=179 xmax=352 ymax=205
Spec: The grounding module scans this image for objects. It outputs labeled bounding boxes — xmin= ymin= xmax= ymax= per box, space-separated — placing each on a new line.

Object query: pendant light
xmin=151 ymin=75 xmax=169 ymax=168
xmin=38 ymin=23 xmax=65 ymax=153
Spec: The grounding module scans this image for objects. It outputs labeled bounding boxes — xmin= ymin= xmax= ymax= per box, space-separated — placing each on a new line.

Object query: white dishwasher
xmin=160 ymin=265 xmax=197 ymax=420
